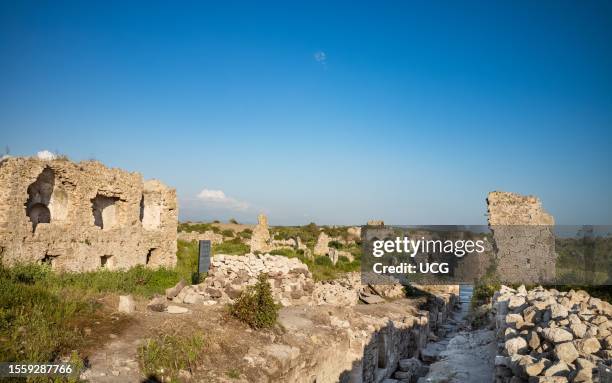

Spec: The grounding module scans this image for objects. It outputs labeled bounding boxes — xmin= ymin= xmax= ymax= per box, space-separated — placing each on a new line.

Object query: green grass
xmin=138 ymin=332 xmax=205 ymax=383
xmin=269 ymin=247 xmax=361 ymax=281
xmin=0 ymin=264 xmax=98 ymax=366
xmin=178 ymin=222 xmax=222 ymax=234
xmin=213 ymin=238 xmax=249 ymax=255
xmin=0 ymin=241 xmax=201 ymax=366
xmin=226 ymin=368 xmax=241 ymax=379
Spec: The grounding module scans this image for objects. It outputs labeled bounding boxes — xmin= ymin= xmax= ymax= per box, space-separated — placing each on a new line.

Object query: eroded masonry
xmin=0 ymin=157 xmax=177 ymax=271
xmin=487 ymin=191 xmax=557 ymax=284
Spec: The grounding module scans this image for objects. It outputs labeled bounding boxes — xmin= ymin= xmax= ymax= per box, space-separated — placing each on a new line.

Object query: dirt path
xmin=420 ymin=329 xmax=496 ymax=382
xmin=418 ymin=285 xmax=496 ymax=383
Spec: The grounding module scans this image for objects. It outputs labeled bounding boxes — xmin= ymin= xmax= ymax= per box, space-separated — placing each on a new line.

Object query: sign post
xmin=198 ymin=240 xmax=211 ymax=274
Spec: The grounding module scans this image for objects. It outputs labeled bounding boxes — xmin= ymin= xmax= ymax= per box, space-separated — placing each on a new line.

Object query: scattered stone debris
xmin=493 ymin=285 xmax=612 ymax=382
xmin=117 ymin=295 xmax=135 ymax=314
xmin=166 ymin=305 xmax=189 ymax=314
xmin=146 ymin=295 xmax=168 ymax=312
xmin=165 ymin=279 xmax=187 ymax=299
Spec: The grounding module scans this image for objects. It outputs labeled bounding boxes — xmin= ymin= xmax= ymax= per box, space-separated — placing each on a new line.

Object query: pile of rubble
xmin=141 ymin=254 xmax=408 ymax=311
xmin=194 ymin=254 xmax=315 ymax=307
xmin=493 ymin=285 xmax=612 ymax=382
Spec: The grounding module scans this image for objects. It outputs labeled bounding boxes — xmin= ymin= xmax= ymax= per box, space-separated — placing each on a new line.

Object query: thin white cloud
xmin=196 ymin=188 xmax=249 ymax=211
xmin=314 ymin=51 xmax=327 ymax=64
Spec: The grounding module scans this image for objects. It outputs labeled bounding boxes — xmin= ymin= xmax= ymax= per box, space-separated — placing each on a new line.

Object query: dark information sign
xmin=198 ymin=240 xmax=211 ymax=274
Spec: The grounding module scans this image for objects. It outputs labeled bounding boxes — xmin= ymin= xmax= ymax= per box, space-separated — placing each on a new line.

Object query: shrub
xmin=229 ymin=218 xmax=239 ymax=224
xmin=471 ymin=276 xmax=501 ymax=308
xmin=238 ymin=230 xmax=252 ymax=239
xmin=337 ymin=255 xmax=350 ymax=263
xmin=328 ymin=240 xmax=343 ymax=249
xmin=178 ymin=222 xmax=212 ymax=234
xmin=229 ymin=273 xmax=278 ymax=329
xmin=314 ymin=256 xmax=333 ymax=266
xmin=221 ymin=229 xmax=235 ymax=237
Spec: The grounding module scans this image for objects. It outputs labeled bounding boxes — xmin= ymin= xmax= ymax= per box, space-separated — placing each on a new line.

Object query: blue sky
xmin=1 ymin=1 xmax=611 ymax=225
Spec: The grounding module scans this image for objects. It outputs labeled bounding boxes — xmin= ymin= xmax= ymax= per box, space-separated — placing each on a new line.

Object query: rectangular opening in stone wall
xmin=91 ymin=194 xmax=120 ymax=229
xmin=100 ymin=254 xmax=114 ymax=269
xmin=140 ymin=193 xmax=162 ymax=230
xmin=41 ymin=253 xmax=57 ymax=269
xmin=145 ymin=248 xmax=162 ymax=267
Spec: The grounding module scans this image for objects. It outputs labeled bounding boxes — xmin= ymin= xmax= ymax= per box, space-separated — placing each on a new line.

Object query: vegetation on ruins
xmin=268 ymin=247 xmax=361 ymax=281
xmin=0 ymin=243 xmax=199 ymax=365
xmin=178 ymin=222 xmax=222 ymax=234
xmin=228 ymin=218 xmax=239 ymax=224
xmin=138 ymin=332 xmax=205 ymax=382
xmin=229 ymin=273 xmax=279 ymax=329
xmin=213 ymin=237 xmax=250 ymax=255
xmin=221 ymin=229 xmax=235 ymax=237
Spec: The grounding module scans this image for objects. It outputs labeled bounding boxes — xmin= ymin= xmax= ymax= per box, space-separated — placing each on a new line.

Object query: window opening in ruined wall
xmin=100 ymin=254 xmax=114 ymax=269
xmin=91 ymin=194 xmax=119 ymax=229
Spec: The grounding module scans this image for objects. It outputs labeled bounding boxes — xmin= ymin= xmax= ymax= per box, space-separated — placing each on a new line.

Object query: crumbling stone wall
xmin=487 ymin=191 xmax=557 ymax=284
xmin=0 ymin=157 xmax=177 ymax=271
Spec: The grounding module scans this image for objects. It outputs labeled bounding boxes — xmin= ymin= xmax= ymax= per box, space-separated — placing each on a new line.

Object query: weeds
xmin=138 ymin=332 xmax=205 ymax=382
xmin=214 ymin=238 xmax=249 ymax=255
xmin=229 ymin=273 xmax=279 ymax=329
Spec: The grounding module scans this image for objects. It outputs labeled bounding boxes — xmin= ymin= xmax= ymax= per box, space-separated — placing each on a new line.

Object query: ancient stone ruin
xmin=0 ymin=156 xmax=177 ymax=271
xmin=487 ymin=191 xmax=557 ymax=284
xmin=250 ymin=213 xmax=271 ymax=253
xmin=314 ymin=231 xmax=331 ymax=256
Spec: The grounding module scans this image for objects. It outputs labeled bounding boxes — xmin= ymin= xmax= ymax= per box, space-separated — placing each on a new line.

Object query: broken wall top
xmin=487 ymin=191 xmax=554 ymax=226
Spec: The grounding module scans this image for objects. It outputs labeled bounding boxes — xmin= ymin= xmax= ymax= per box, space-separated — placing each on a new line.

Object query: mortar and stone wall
xmin=0 ymin=157 xmax=177 ymax=271
xmin=487 ymin=191 xmax=557 ymax=284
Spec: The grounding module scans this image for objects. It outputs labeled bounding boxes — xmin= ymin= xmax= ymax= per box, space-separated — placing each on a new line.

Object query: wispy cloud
xmin=196 ymin=188 xmax=249 ymax=211
xmin=314 ymin=51 xmax=327 ymax=66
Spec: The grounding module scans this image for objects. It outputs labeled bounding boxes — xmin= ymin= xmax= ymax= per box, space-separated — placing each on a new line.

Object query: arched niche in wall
xmin=91 ymin=194 xmax=120 ymax=229
xmin=140 ymin=193 xmax=162 ymax=230
xmin=24 ymin=167 xmax=69 ymax=231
